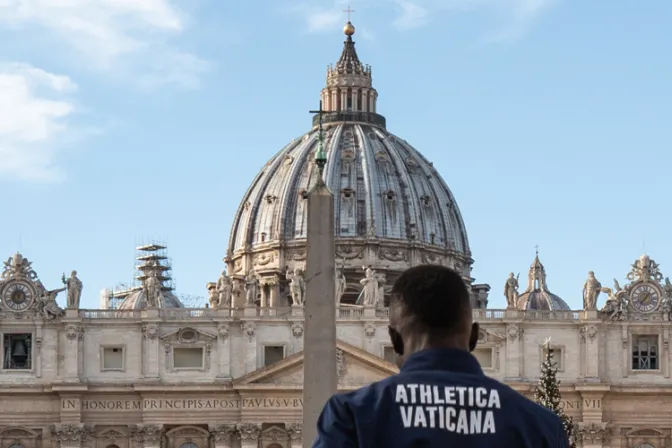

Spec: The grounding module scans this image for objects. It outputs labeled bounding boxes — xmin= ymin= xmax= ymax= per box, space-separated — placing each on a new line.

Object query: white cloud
xmin=0 ymin=63 xmax=77 ymax=182
xmin=0 ymin=0 xmax=209 ymax=89
xmin=291 ymin=2 xmax=344 ymax=33
xmin=393 ymin=0 xmax=429 ymax=31
xmin=290 ymin=0 xmax=556 ymax=41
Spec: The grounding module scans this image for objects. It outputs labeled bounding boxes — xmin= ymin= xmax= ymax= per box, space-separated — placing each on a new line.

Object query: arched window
xmin=638 ymin=444 xmax=655 ymax=448
xmin=179 ymin=443 xmax=199 ymax=448
xmin=267 ymin=445 xmax=283 ymax=448
xmin=106 ymin=445 xmax=120 ymax=448
xmin=9 ymin=444 xmax=26 ymax=448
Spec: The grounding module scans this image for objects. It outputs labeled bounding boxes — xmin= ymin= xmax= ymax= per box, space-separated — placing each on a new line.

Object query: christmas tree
xmin=534 ymin=338 xmax=576 ymax=447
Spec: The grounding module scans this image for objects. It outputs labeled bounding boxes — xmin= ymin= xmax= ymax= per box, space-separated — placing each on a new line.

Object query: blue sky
xmin=0 ymin=0 xmax=670 ymax=309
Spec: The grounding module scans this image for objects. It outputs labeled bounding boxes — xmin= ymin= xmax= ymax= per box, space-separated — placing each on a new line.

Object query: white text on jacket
xmin=395 ymin=384 xmax=501 ymax=434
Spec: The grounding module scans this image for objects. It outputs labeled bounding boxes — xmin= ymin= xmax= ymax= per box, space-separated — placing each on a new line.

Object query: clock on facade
xmin=630 ymin=283 xmax=661 ymax=313
xmin=1 ymin=281 xmax=35 ymax=311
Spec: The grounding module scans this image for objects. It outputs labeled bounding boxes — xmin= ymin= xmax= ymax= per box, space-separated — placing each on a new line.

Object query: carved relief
xmin=285 ymin=249 xmax=306 ymax=261
xmin=130 ymin=425 xmax=163 ymax=446
xmin=378 ymin=249 xmax=407 ymax=262
xmin=579 ymin=325 xmax=598 ymax=343
xmin=51 ymin=424 xmax=93 ymax=445
xmin=236 ymin=423 xmax=261 ymax=441
xmin=142 ymin=324 xmax=158 ymax=340
xmin=507 ymin=325 xmax=523 ymax=341
xmin=243 ymin=322 xmax=256 ymax=342
xmin=65 ymin=324 xmax=84 ymax=341
xmin=336 ymin=349 xmax=348 ymax=379
xmin=286 ymin=422 xmax=302 ymax=442
xmin=577 ymin=423 xmax=610 ymax=444
xmin=261 ymin=425 xmax=286 ymax=443
xmin=218 ymin=324 xmax=230 ymax=340
xmin=233 ymin=259 xmax=243 ymax=273
xmin=336 ymin=245 xmax=364 ymax=260
xmin=421 ymin=252 xmax=444 ymax=265
xmin=253 ymin=252 xmax=276 ymax=266
xmin=364 ymin=323 xmax=375 ymax=338
xmin=209 ymin=424 xmax=236 ymax=445
xmin=97 ymin=428 xmax=125 ymax=445
xmin=291 ymin=322 xmax=304 ymax=338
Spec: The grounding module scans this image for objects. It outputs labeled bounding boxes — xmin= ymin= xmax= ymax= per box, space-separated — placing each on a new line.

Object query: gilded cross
xmin=344 ymin=5 xmax=355 ymax=21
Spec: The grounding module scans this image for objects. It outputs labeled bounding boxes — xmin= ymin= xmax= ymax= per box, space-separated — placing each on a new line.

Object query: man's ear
xmin=468 ymin=322 xmax=479 ymax=352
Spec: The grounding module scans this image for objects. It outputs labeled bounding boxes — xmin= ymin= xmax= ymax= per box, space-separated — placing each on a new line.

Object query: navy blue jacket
xmin=313 ymin=348 xmax=570 ymax=447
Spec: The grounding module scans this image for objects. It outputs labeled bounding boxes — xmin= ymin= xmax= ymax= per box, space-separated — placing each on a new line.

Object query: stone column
xmin=142 ymin=323 xmax=160 ymax=379
xmin=302 ymin=179 xmax=337 ymax=447
xmin=268 ymin=277 xmax=280 ymax=308
xmin=216 ymin=324 xmax=231 ymax=379
xmin=504 ymin=323 xmax=524 ymax=379
xmin=237 ymin=423 xmax=261 ymax=448
xmin=131 ymin=424 xmax=163 ymax=448
xmin=286 ymin=423 xmax=302 ymax=448
xmin=577 ymin=422 xmax=610 ymax=448
xmin=209 ymin=424 xmax=237 ymax=448
xmin=63 ymin=322 xmax=83 ymax=382
xmin=51 ymin=424 xmax=92 ymax=448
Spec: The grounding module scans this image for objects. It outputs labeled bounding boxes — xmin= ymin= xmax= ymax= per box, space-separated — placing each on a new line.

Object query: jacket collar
xmin=400 ymin=348 xmax=484 ymax=375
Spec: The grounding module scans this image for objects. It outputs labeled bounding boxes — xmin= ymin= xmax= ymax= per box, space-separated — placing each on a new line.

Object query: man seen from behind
xmin=313 ymin=264 xmax=570 ymax=447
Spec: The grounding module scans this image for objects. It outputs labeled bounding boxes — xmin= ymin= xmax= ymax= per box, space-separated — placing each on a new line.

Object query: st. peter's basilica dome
xmin=225 ymin=22 xmax=485 ymax=307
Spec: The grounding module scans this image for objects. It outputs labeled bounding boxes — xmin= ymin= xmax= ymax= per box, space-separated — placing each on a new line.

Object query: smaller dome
xmin=344 ymin=21 xmax=355 ymax=36
xmin=517 ymin=290 xmax=570 ymax=311
xmin=516 ymin=253 xmax=570 ymax=311
xmin=118 ymin=289 xmax=184 ymax=310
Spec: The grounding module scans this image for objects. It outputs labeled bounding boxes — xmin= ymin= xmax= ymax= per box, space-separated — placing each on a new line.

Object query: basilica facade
xmin=0 ymin=19 xmax=670 ymax=448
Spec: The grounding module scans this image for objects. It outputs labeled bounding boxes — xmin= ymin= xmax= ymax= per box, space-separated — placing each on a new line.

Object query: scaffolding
xmin=103 ymin=240 xmax=177 ymax=309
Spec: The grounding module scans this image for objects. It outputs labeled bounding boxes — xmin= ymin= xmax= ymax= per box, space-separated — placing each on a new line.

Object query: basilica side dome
xmin=516 ymin=253 xmax=570 ymax=311
xmin=225 ymin=22 xmax=480 ymax=306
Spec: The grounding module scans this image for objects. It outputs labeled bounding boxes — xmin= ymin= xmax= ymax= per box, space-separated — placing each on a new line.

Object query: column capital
xmin=236 ymin=423 xmax=262 ymax=441
xmin=577 ymin=422 xmax=611 ymax=445
xmin=208 ymin=424 xmax=237 ymax=445
xmin=130 ymin=424 xmax=164 ymax=446
xmin=51 ymin=424 xmax=93 ymax=446
xmin=286 ymin=422 xmax=302 ymax=441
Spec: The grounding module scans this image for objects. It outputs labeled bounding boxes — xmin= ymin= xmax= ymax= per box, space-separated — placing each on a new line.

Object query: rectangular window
xmin=540 ymin=346 xmax=564 ymax=371
xmin=264 ymin=345 xmax=285 ymax=366
xmin=473 ymin=348 xmax=493 ymax=369
xmin=173 ymin=347 xmax=204 ymax=369
xmin=632 ymin=335 xmax=658 ymax=370
xmin=2 ymin=334 xmax=32 ymax=370
xmin=102 ymin=346 xmax=124 ymax=371
xmin=382 ymin=346 xmax=396 ymax=364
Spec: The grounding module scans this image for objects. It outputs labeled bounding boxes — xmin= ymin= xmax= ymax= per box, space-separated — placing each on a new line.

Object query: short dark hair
xmin=390 ymin=264 xmax=472 ymax=337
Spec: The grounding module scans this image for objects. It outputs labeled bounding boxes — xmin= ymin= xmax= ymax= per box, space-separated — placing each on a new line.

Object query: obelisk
xmin=302 ymin=101 xmax=337 ymax=447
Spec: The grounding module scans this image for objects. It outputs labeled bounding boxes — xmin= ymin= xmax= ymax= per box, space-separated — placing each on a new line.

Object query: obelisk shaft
xmin=302 ymin=181 xmax=337 ymax=447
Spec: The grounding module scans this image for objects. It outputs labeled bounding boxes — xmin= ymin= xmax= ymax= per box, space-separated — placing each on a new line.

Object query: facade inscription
xmin=62 ymin=397 xmax=304 ymax=411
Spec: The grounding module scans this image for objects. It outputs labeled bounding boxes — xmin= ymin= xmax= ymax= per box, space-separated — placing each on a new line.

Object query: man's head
xmin=388 ymin=264 xmax=478 ymax=366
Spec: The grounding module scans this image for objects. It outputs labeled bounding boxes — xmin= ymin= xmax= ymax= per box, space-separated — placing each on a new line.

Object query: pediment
xmin=233 ymin=340 xmax=398 ymax=389
xmin=160 ymin=327 xmax=216 ymax=343
xmin=478 ymin=328 xmax=505 ymax=344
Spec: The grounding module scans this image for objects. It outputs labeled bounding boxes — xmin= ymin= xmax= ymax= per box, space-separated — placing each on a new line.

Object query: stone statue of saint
xmin=360 ymin=268 xmax=379 ymax=307
xmin=61 ymin=270 xmax=83 ymax=309
xmin=582 ymin=271 xmax=602 ymax=310
xmin=503 ymin=272 xmax=519 ymax=309
xmin=144 ymin=271 xmax=161 ymax=308
xmin=40 ymin=288 xmax=65 ymax=320
xmin=244 ymin=271 xmax=259 ymax=306
xmin=335 ymin=266 xmax=346 ymax=307
xmin=216 ymin=270 xmax=233 ymax=308
xmin=286 ymin=268 xmax=306 ymax=306
xmin=208 ymin=285 xmax=219 ymax=309
xmin=375 ymin=273 xmax=386 ymax=307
